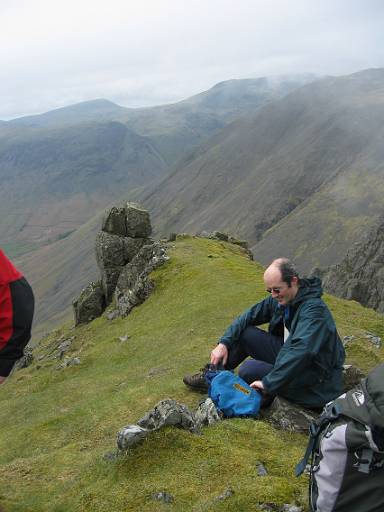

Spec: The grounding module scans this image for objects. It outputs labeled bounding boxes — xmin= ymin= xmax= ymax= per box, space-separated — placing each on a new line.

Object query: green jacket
xmin=219 ymin=277 xmax=345 ymax=408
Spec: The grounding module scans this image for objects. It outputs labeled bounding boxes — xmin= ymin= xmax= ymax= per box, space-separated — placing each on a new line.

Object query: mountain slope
xmin=1 ymin=76 xmax=313 ymax=257
xmin=1 ymin=237 xmax=383 ymax=511
xmin=137 ymin=69 xmax=384 ymax=273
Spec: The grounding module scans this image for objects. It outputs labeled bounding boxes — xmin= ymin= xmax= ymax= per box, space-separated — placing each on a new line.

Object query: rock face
xmin=115 ymin=242 xmax=168 ymax=317
xmin=73 ymin=202 xmax=167 ymax=325
xmin=320 ymin=219 xmax=384 ymax=313
xmin=73 ymin=281 xmax=105 ymax=325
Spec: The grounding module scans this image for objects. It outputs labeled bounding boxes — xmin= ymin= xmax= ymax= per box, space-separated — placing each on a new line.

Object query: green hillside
xmin=1 ymin=237 xmax=383 ymax=511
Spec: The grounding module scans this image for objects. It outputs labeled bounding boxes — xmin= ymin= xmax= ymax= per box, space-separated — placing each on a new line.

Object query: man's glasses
xmin=266 ymin=287 xmax=282 ymax=294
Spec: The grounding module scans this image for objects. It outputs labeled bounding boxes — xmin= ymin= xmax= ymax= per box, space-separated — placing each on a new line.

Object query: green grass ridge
xmin=0 ymin=236 xmax=383 ymax=511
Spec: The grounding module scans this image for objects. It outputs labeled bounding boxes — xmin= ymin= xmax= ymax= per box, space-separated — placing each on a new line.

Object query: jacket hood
xmin=291 ymin=276 xmax=323 ymax=306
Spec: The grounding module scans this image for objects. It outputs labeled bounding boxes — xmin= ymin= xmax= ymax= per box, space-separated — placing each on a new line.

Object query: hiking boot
xmin=183 ymin=365 xmax=210 ymax=392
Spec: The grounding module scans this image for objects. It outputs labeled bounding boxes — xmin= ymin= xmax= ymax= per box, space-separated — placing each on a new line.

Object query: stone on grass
xmin=365 ymin=332 xmax=382 ymax=348
xmin=117 ymin=425 xmax=148 ymax=450
xmin=261 ymin=396 xmax=317 ymax=433
xmin=151 ymin=491 xmax=174 ymax=504
xmin=216 ymin=487 xmax=234 ymax=501
xmin=194 ymin=398 xmax=222 ymax=428
xmin=256 ymin=461 xmax=268 ymax=476
xmin=137 ymin=399 xmax=197 ymax=433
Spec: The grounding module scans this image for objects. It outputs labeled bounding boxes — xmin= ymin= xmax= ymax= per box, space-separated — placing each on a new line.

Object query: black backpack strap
xmin=295 ymin=403 xmax=341 ymax=477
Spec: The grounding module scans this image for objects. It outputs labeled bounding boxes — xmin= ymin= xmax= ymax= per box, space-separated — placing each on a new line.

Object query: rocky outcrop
xmin=115 ymin=242 xmax=168 ymax=317
xmin=73 ymin=203 xmax=167 ymax=325
xmin=318 ymin=219 xmax=384 ymax=313
xmin=197 ymin=230 xmax=254 ymax=260
xmin=73 ymin=281 xmax=105 ymax=325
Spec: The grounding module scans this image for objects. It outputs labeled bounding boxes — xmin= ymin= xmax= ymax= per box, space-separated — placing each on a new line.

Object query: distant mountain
xmin=138 ymin=68 xmax=384 ymax=274
xmin=7 ymin=99 xmax=126 ymax=128
xmin=1 ymin=75 xmax=313 ymax=257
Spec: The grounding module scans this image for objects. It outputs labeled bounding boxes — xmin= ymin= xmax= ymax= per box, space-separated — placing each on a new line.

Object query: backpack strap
xmin=295 ymin=403 xmax=341 ymax=477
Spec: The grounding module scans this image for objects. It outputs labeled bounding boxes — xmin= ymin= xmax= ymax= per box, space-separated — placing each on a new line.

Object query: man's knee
xmin=238 ymin=359 xmax=274 ymax=384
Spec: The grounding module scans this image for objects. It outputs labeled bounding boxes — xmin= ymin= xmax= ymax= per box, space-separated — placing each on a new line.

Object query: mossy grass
xmin=0 ymin=237 xmax=382 ymax=511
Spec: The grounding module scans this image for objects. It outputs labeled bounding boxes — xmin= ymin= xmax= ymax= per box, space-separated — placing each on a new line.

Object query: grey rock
xmin=151 ymin=492 xmax=174 ymax=504
xmin=73 ymin=281 xmax=106 ymax=326
xmin=194 ymin=398 xmax=222 ymax=428
xmin=106 ymin=309 xmax=119 ymax=321
xmin=259 ymin=504 xmax=279 ymax=511
xmin=228 ymin=235 xmax=249 ymax=249
xmin=343 ymin=364 xmax=365 ymax=392
xmin=365 ymin=332 xmax=382 ymax=348
xmin=342 ymin=335 xmax=355 ymax=345
xmin=118 ymin=335 xmax=130 ymax=342
xmin=115 ymin=242 xmax=169 ymax=317
xmin=168 ymin=233 xmax=177 ymax=242
xmin=99 ymin=266 xmax=124 ymax=304
xmin=281 ymin=506 xmax=303 ymax=512
xmin=125 ymin=202 xmax=152 ymax=238
xmin=216 ymin=487 xmax=234 ymax=501
xmin=322 ymin=218 xmax=384 ymax=313
xmin=95 ymin=231 xmax=148 ymax=269
xmin=209 ymin=231 xmax=229 ymax=241
xmin=261 ymin=396 xmax=317 ymax=433
xmin=95 ymin=231 xmax=149 ymax=303
xmin=116 ymin=425 xmax=148 ymax=450
xmin=102 ymin=450 xmax=120 ymax=462
xmin=137 ymin=399 xmax=198 ymax=433
xmin=256 ymin=461 xmax=268 ymax=476
xmin=57 ymin=357 xmax=81 ymax=370
xmin=14 ymin=346 xmax=34 ymax=370
xmin=102 ymin=206 xmax=128 ymax=237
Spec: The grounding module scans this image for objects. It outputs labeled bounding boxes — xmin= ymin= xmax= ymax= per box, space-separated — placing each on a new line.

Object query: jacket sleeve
xmin=262 ymin=302 xmax=332 ymax=394
xmin=219 ymin=296 xmax=274 ymax=348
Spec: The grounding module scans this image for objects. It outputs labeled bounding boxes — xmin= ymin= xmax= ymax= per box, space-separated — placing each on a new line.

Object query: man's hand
xmin=210 ymin=343 xmax=228 ymax=366
xmin=250 ymin=380 xmax=264 ymax=391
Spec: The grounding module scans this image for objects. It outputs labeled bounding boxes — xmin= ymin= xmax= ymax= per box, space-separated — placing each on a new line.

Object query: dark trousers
xmin=225 ymin=326 xmax=283 ymax=385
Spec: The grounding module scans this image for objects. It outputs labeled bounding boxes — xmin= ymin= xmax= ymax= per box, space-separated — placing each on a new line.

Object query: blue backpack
xmin=206 ymin=370 xmax=261 ymax=418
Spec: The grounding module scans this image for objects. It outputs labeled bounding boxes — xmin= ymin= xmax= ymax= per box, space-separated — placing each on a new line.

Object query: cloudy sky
xmin=1 ymin=0 xmax=383 ymax=120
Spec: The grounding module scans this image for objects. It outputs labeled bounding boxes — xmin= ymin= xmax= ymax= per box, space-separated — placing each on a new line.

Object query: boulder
xmin=116 ymin=425 xmax=148 ymax=450
xmin=73 ymin=281 xmax=106 ymax=326
xmin=125 ymin=203 xmax=152 ymax=238
xmin=261 ymin=396 xmax=317 ymax=433
xmin=194 ymin=398 xmax=222 ymax=428
xmin=137 ymin=398 xmax=198 ymax=433
xmin=95 ymin=231 xmax=148 ymax=269
xmin=102 ymin=206 xmax=128 ymax=236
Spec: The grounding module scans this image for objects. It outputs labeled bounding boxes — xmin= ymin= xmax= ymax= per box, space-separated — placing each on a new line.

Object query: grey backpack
xmin=296 ymin=364 xmax=384 ymax=512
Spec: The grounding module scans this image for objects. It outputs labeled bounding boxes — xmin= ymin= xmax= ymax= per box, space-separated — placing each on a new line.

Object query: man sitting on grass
xmin=183 ymin=258 xmax=345 ymax=409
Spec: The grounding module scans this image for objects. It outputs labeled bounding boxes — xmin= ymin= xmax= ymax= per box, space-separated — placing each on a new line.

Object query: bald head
xmin=263 ymin=257 xmax=300 ymax=305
